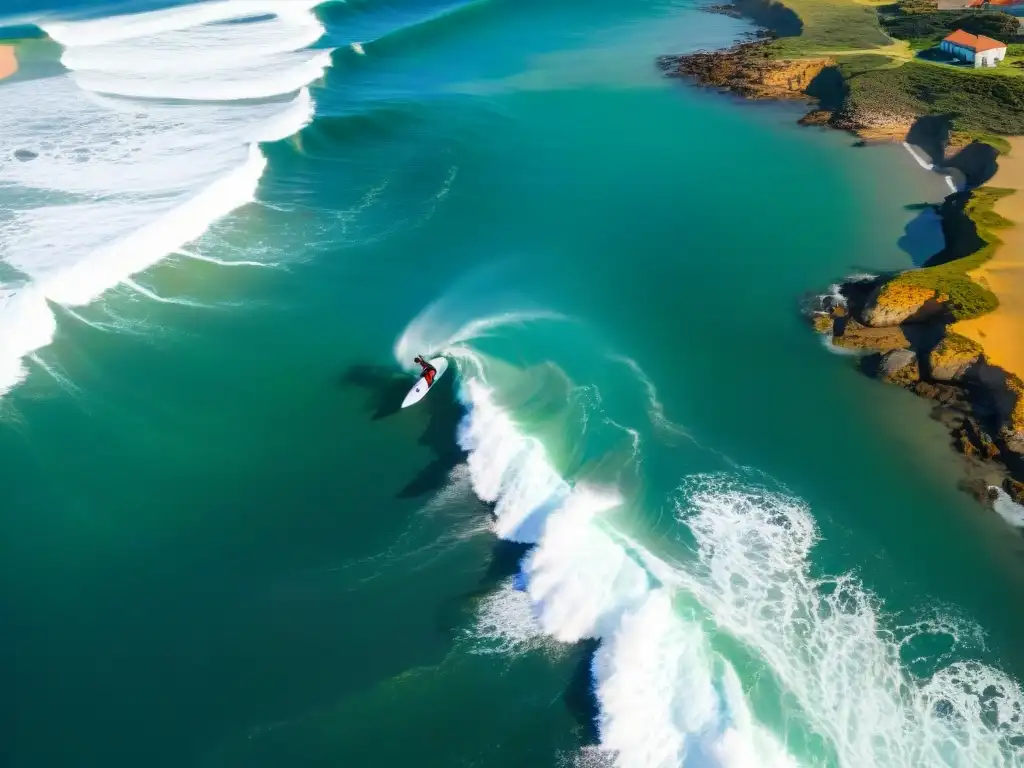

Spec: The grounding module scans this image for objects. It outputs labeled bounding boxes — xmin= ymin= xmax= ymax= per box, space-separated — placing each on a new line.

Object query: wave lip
xmin=0 ymin=1 xmax=331 ymax=396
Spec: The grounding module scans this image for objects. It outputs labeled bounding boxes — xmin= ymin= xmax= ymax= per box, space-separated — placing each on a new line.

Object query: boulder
xmin=999 ymin=374 xmax=1024 ymax=454
xmin=959 ymin=478 xmax=998 ymax=505
xmin=861 ymin=282 xmax=944 ymax=327
xmin=812 ymin=313 xmax=833 ymax=334
xmin=1004 ymin=477 xmax=1024 ymax=505
xmin=913 ymin=381 xmax=968 ymax=408
xmin=928 ymin=333 xmax=981 ymax=382
xmin=798 ymin=109 xmax=832 ymax=127
xmin=878 ymin=349 xmax=919 ymax=386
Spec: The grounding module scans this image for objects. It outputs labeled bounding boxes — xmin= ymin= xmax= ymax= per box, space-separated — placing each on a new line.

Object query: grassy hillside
xmin=764 ymin=0 xmax=893 ymax=55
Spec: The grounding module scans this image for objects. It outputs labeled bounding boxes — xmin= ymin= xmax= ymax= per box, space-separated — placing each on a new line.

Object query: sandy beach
xmin=0 ymin=46 xmax=17 ymax=81
xmin=953 ymin=138 xmax=1024 ymax=380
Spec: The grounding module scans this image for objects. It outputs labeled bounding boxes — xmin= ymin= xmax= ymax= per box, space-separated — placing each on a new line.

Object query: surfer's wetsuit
xmin=415 ymin=356 xmax=437 ymax=387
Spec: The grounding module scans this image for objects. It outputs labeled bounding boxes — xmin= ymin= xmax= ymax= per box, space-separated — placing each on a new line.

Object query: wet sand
xmin=953 ymin=138 xmax=1024 ymax=380
xmin=0 ymin=46 xmax=17 ymax=81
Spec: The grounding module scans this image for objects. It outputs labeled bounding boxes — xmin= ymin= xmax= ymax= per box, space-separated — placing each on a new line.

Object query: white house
xmin=940 ymin=29 xmax=1008 ymax=67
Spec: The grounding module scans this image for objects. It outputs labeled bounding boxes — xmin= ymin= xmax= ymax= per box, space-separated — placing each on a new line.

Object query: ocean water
xmin=4 ymin=1 xmax=1024 ymax=766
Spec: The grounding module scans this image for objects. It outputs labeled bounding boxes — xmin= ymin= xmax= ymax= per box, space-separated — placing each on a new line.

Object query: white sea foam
xmin=903 ymin=141 xmax=935 ymax=171
xmin=991 ymin=487 xmax=1024 ymax=528
xmin=0 ymin=1 xmax=329 ymax=396
xmin=451 ymin=356 xmax=1024 ymax=766
xmin=593 ymin=591 xmax=798 ymax=768
xmin=675 ymin=474 xmax=1024 ymax=767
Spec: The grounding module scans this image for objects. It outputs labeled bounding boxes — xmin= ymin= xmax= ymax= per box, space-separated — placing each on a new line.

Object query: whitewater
xmin=396 ymin=309 xmax=1024 ymax=768
xmin=0 ymin=0 xmax=332 ymax=396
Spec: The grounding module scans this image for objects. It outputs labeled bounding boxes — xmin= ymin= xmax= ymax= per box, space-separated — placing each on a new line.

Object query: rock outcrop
xmin=831 ymin=106 xmax=915 ymax=142
xmin=832 ymin=317 xmax=909 ymax=352
xmin=878 ymin=349 xmax=920 ymax=386
xmin=1005 ymin=477 xmax=1024 ymax=504
xmin=861 ymin=282 xmax=946 ymax=327
xmin=1000 ymin=374 xmax=1024 ymax=455
xmin=928 ymin=333 xmax=981 ymax=382
xmin=954 ymin=416 xmax=1000 ymax=460
xmin=657 ymin=44 xmax=834 ymax=102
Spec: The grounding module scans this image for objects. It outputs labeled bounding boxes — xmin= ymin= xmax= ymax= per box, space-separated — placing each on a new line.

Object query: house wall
xmin=940 ymin=39 xmax=1006 ymax=67
xmin=975 ymin=47 xmax=1006 ymax=67
xmin=941 ymin=40 xmax=977 ymax=61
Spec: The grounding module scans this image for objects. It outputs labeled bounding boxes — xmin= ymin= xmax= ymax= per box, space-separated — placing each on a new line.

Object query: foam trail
xmin=0 ymin=1 xmax=329 ymax=396
xmin=177 ymin=249 xmax=276 ymax=269
xmin=903 ymin=142 xmax=935 ymax=171
xmin=122 ymin=279 xmax=202 ymax=307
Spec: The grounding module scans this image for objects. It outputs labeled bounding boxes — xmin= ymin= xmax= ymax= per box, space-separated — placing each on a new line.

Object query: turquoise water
xmin=4 ymin=1 xmax=1024 ymax=766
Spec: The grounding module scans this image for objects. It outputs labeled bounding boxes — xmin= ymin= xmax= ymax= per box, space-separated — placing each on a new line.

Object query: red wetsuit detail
xmin=417 ymin=359 xmax=437 ymax=387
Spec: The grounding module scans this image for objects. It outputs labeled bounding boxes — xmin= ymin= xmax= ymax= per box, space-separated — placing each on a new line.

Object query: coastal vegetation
xmin=660 ymin=0 xmax=1024 ymax=502
xmin=888 ymin=187 xmax=1013 ymax=321
xmin=880 ymin=6 xmax=1019 ymax=52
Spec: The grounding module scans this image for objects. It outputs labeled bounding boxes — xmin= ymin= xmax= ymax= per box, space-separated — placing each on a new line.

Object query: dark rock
xmin=702 ymin=3 xmax=745 ymax=19
xmin=1005 ymin=478 xmax=1024 ymax=505
xmin=798 ymin=109 xmax=833 ymax=127
xmin=913 ymin=381 xmax=968 ymax=409
xmin=14 ymin=149 xmax=37 ymax=162
xmin=954 ymin=417 xmax=1000 ymax=461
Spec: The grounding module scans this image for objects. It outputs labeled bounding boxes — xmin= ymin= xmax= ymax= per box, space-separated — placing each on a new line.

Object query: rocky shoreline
xmin=662 ymin=2 xmax=1024 ymax=511
xmin=806 ymin=268 xmax=1024 ymax=507
xmin=657 ymin=40 xmax=915 ymax=142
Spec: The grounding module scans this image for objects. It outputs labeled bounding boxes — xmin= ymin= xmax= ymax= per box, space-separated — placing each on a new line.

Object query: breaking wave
xmin=0 ymin=0 xmax=332 ymax=396
xmin=454 ymin=374 xmax=797 ymax=767
xmin=433 ymin=319 xmax=1024 ymax=767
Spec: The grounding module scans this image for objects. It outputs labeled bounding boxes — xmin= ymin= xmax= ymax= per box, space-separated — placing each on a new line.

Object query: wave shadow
xmin=564 ymin=639 xmax=601 ymax=746
xmin=339 ymin=362 xmax=466 ymax=498
xmin=339 ymin=364 xmax=412 ymax=421
xmin=396 ymin=373 xmax=464 ymax=498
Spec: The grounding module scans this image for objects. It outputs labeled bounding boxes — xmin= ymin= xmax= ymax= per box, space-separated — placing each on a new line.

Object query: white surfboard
xmin=401 ymin=357 xmax=448 ymax=408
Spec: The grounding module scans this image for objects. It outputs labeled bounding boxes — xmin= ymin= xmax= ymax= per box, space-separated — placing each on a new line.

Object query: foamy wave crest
xmin=594 ymin=591 xmax=797 ymax=768
xmin=0 ymin=1 xmax=330 ymax=396
xmin=458 ymin=377 xmax=796 ymax=766
xmin=676 ymin=474 xmax=1024 ymax=767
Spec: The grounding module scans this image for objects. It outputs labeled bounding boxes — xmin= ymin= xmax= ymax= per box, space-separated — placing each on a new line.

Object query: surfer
xmin=414 ymin=355 xmax=437 ymax=387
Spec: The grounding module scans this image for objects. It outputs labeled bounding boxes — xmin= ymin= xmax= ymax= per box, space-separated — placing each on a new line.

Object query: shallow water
xmin=3 ymin=1 xmax=1024 ymax=766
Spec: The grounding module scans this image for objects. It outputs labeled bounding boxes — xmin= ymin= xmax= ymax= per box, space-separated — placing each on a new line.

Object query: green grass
xmin=764 ymin=0 xmax=892 ymax=55
xmin=952 ymin=130 xmax=1014 ymax=154
xmin=890 ymin=187 xmax=1015 ymax=320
